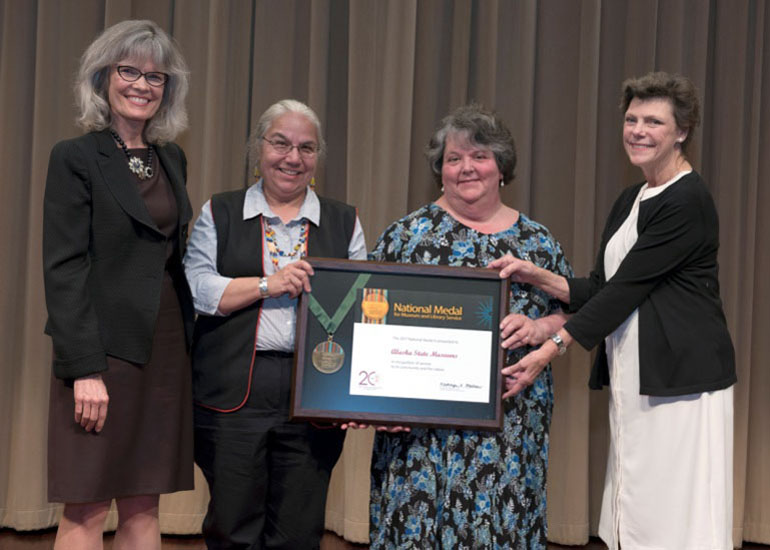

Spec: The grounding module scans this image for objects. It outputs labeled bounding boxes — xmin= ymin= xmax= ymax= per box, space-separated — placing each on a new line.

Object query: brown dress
xmin=48 ymin=152 xmax=193 ymax=503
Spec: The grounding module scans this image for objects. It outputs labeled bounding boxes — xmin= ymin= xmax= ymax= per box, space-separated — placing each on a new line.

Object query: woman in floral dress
xmin=367 ymin=104 xmax=572 ymax=549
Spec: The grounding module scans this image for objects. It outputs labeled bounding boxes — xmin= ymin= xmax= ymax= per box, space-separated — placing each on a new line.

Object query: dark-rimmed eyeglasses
xmin=116 ymin=65 xmax=169 ymax=87
xmin=262 ymin=137 xmax=318 ymax=157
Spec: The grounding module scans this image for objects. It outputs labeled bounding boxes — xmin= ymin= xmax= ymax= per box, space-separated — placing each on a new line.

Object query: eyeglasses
xmin=262 ymin=137 xmax=318 ymax=158
xmin=116 ymin=65 xmax=169 ymax=87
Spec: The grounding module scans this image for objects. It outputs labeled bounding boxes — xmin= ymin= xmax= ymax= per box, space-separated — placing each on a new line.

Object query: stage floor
xmin=0 ymin=528 xmax=767 ymax=549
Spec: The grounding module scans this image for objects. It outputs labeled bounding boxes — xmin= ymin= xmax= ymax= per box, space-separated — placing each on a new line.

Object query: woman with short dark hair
xmin=43 ymin=19 xmax=194 ymax=550
xmin=494 ymin=71 xmax=735 ymax=550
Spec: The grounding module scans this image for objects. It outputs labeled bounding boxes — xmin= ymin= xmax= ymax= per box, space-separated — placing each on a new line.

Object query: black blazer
xmin=43 ymin=129 xmax=195 ymax=380
xmin=563 ymin=171 xmax=736 ymax=396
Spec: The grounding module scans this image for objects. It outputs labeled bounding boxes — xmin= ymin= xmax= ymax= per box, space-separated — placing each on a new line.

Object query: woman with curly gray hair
xmin=365 ymin=104 xmax=572 ymax=548
xmin=43 ymin=20 xmax=194 ymax=549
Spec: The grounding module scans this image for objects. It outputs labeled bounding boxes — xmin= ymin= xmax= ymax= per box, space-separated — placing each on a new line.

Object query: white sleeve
xmin=347 ymin=215 xmax=367 ymax=260
xmin=183 ymin=200 xmax=233 ymax=315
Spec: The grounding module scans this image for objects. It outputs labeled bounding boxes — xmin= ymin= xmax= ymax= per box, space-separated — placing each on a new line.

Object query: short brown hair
xmin=620 ymin=72 xmax=700 ymax=153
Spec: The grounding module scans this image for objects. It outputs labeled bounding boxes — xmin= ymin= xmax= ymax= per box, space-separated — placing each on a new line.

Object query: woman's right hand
xmin=73 ymin=374 xmax=109 ymax=433
xmin=488 ymin=254 xmax=536 ymax=284
xmin=265 ymin=259 xmax=314 ymax=299
xmin=489 ymin=254 xmax=571 ymax=303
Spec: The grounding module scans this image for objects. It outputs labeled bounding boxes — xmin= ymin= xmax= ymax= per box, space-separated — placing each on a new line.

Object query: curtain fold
xmin=743 ymin=9 xmax=770 ymax=544
xmin=1 ymin=1 xmax=767 ymax=547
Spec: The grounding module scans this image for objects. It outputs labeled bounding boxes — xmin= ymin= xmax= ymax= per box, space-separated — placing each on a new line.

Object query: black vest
xmin=192 ymin=189 xmax=356 ymax=411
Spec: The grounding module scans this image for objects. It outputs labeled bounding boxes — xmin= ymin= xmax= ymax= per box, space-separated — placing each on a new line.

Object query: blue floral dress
xmin=368 ymin=203 xmax=572 ymax=549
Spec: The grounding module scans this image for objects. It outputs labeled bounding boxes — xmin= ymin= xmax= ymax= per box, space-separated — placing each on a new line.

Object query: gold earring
xmin=254 ymin=166 xmax=261 ymax=180
xmin=310 ymin=176 xmax=316 ymax=188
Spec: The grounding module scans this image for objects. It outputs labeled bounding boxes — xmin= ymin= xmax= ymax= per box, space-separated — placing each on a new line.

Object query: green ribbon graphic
xmin=307 ymin=273 xmax=372 ymax=335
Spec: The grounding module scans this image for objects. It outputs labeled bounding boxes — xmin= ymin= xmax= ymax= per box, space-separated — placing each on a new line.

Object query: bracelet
xmin=549 ymin=333 xmax=567 ymax=356
xmin=258 ymin=277 xmax=269 ymax=298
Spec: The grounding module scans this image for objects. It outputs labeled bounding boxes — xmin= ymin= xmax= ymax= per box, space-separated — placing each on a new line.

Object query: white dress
xmin=597 ymin=171 xmax=734 ymax=550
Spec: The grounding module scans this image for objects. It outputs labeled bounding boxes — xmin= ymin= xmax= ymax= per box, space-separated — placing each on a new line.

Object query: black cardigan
xmin=563 ymin=171 xmax=736 ymax=396
xmin=43 ymin=130 xmax=195 ymax=380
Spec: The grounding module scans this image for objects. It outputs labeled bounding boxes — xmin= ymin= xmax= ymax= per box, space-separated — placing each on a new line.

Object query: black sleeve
xmin=43 ymin=139 xmax=108 ymax=379
xmin=564 ymin=183 xmax=709 ymax=350
xmin=564 ymin=184 xmax=639 ymax=312
xmin=565 ymin=262 xmax=604 ymax=313
xmin=180 ymin=145 xmax=188 ymax=183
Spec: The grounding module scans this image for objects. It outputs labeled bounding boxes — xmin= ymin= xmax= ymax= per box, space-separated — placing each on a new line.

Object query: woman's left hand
xmin=500 ymin=313 xmax=547 ymax=350
xmin=501 ymin=342 xmax=558 ymax=399
xmin=339 ymin=421 xmax=410 ymax=433
xmin=340 ymin=421 xmax=369 ymax=430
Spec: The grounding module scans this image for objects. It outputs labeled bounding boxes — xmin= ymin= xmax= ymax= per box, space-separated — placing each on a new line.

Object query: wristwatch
xmin=549 ymin=333 xmax=567 ymax=356
xmin=258 ymin=277 xmax=269 ymax=298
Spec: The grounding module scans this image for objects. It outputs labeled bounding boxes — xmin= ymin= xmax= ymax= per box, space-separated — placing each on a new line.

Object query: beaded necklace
xmin=110 ymin=130 xmax=154 ymax=180
xmin=262 ymin=217 xmax=309 ymax=269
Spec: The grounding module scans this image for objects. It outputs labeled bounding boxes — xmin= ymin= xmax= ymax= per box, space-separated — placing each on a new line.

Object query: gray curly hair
xmin=426 ymin=104 xmax=517 ymax=188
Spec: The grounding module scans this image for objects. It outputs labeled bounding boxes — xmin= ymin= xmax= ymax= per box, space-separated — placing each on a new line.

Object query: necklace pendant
xmin=111 ymin=130 xmax=153 ymax=180
xmin=128 ymin=156 xmax=147 ymax=179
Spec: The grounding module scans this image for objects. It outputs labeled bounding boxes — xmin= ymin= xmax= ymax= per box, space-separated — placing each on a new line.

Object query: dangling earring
xmin=499 ymin=180 xmax=504 ymax=188
xmin=254 ymin=166 xmax=261 ymax=181
xmin=310 ymin=176 xmax=316 ymax=189
xmin=441 ymin=185 xmax=445 ymax=193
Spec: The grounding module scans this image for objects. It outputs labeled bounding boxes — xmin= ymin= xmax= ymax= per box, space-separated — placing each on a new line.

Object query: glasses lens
xmin=117 ymin=66 xmax=141 ymax=81
xmin=265 ymin=138 xmax=317 ymax=157
xmin=269 ymin=140 xmax=291 ymax=154
xmin=145 ymin=72 xmax=168 ymax=87
xmin=299 ymin=144 xmax=317 ymax=156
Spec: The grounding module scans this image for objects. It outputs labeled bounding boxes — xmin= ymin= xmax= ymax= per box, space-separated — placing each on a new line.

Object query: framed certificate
xmin=290 ymin=258 xmax=510 ymax=431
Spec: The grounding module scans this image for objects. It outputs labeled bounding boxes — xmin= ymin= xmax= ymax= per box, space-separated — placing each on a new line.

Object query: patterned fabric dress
xmin=368 ymin=203 xmax=572 ymax=550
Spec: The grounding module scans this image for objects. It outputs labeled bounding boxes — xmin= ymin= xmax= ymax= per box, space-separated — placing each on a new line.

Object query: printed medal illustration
xmin=361 ymin=288 xmax=389 ymax=323
xmin=308 ymin=274 xmax=372 ymax=374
